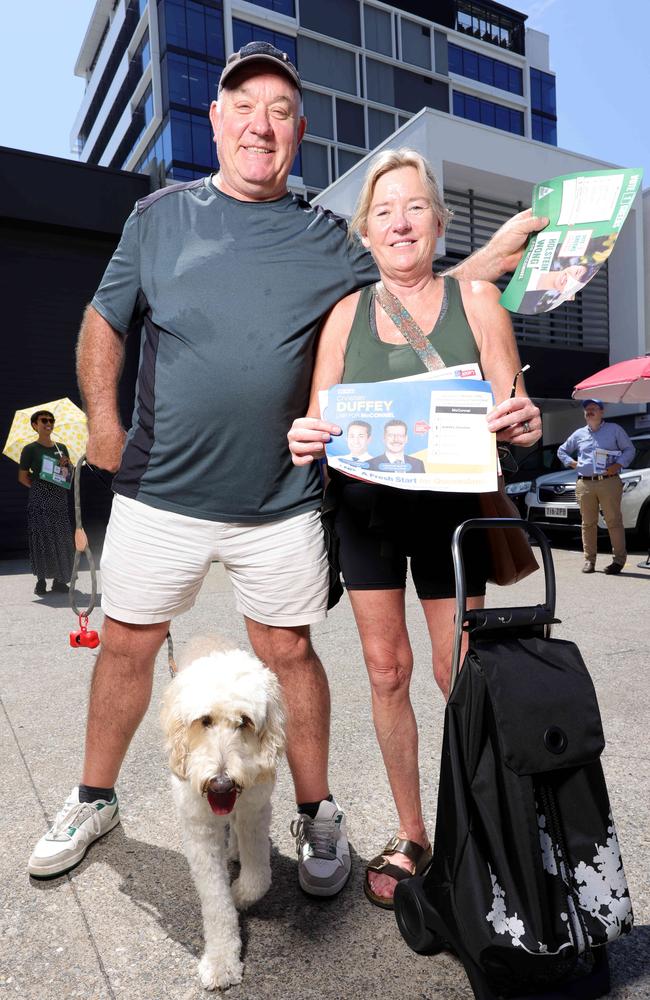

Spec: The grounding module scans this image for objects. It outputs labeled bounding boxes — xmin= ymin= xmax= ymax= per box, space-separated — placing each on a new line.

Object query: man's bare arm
xmin=76 ymin=305 xmax=127 ymax=472
xmin=445 ymin=208 xmax=548 ymax=282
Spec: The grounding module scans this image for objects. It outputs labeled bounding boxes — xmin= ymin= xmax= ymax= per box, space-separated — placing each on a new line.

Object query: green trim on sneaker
xmin=28 ymin=787 xmax=120 ymax=880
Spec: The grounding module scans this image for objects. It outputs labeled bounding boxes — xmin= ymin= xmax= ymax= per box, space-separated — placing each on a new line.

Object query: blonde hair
xmin=349 ymin=148 xmax=452 ymax=240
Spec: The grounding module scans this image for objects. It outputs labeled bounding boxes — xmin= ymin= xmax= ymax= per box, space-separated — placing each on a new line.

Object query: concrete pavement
xmin=1 ymin=544 xmax=649 ymax=999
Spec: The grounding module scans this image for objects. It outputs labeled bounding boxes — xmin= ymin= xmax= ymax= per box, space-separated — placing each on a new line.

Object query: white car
xmin=525 ymin=433 xmax=650 ymax=542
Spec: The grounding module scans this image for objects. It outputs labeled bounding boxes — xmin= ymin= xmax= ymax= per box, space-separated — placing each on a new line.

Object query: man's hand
xmin=606 ymin=463 xmax=622 ymax=477
xmin=86 ymin=423 xmax=126 ymax=472
xmin=487 ymin=395 xmax=541 ymax=447
xmin=288 ymin=417 xmax=341 ymax=466
xmin=449 ymin=209 xmax=549 ymax=282
xmin=490 ymin=208 xmax=549 ymax=276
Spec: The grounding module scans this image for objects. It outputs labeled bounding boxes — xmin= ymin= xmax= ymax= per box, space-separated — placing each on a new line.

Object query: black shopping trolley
xmin=394 ymin=519 xmax=633 ymax=1000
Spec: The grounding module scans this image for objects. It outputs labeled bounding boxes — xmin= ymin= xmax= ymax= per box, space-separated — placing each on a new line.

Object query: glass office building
xmin=71 ymin=0 xmax=557 ymax=194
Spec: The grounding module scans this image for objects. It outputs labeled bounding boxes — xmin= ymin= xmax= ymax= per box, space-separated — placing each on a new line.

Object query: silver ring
xmin=522 ymin=420 xmax=531 ymax=433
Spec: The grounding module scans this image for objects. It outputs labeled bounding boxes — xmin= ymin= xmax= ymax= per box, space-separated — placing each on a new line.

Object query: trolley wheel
xmin=394 ymin=876 xmax=445 ymax=955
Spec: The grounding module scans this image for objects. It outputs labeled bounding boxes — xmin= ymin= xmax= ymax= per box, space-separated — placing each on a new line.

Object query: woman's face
xmin=361 ymin=166 xmax=442 ymax=281
xmin=552 ymin=264 xmax=587 ymax=292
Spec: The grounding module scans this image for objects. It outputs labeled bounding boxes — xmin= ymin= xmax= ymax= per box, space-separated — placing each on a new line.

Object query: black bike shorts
xmin=334 ymin=480 xmax=489 ymax=600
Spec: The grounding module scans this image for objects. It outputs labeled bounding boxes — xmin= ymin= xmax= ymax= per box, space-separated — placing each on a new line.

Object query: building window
xmin=302 ymin=140 xmax=330 ymax=188
xmin=337 ymin=148 xmax=363 ymax=177
xmin=366 ymin=58 xmax=448 ymax=114
xmin=299 ymin=0 xmax=360 ymax=46
xmin=455 ymin=1 xmax=524 ymax=55
xmin=366 ymin=57 xmax=394 ymax=106
xmin=336 ymin=98 xmax=365 ymax=146
xmin=530 ymin=67 xmax=556 ymax=115
xmin=163 ymin=53 xmax=220 ymax=112
xmin=452 ymin=90 xmax=523 ymax=135
xmin=158 ymin=0 xmax=225 ymax=61
xmin=232 ymin=20 xmax=296 ymax=64
xmin=530 ymin=68 xmax=557 ymax=146
xmin=368 ymin=107 xmax=395 ymax=148
xmin=169 ymin=109 xmax=218 ymax=169
xmin=244 ymin=0 xmax=295 ymax=15
xmin=303 ymin=89 xmax=333 ymax=139
xmin=532 ymin=113 xmax=557 ymax=145
xmin=401 ymin=20 xmax=431 ymax=70
xmin=395 ymin=67 xmax=447 ymax=114
xmin=290 ymin=148 xmax=302 ymax=177
xmin=298 ymin=37 xmax=357 ymax=95
xmin=364 ymin=6 xmax=392 ymax=57
xmin=448 ymin=43 xmax=522 ymax=95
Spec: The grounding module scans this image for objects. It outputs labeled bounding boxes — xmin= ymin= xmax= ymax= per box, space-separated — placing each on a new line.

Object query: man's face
xmin=347 ymin=424 xmax=370 ymax=456
xmin=384 ymin=425 xmax=407 ymax=456
xmin=584 ymin=405 xmax=603 ymax=428
xmin=209 ymin=69 xmax=306 ymax=202
xmin=552 ymin=264 xmax=587 ymax=292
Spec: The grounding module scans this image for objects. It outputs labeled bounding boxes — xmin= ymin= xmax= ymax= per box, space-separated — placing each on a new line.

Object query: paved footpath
xmin=1 ymin=545 xmax=648 ymax=999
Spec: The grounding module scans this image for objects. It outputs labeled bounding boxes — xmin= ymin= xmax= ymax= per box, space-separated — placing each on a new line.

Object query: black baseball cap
xmin=218 ymin=41 xmax=302 ymax=95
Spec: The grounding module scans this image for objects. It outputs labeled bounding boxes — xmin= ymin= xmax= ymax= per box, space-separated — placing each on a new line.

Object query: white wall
xmin=525 ymin=28 xmax=550 ymax=72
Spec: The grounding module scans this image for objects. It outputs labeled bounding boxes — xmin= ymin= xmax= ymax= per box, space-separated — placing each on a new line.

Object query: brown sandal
xmin=364 ymin=835 xmax=432 ymax=909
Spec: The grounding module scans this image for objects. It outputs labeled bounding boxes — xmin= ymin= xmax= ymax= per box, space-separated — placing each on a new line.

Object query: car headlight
xmin=505 ymin=481 xmax=532 ymax=495
xmin=622 ymin=476 xmax=641 ymax=493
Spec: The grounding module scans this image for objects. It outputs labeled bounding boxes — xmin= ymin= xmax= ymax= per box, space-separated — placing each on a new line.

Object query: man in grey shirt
xmin=28 ymin=42 xmax=546 ymax=895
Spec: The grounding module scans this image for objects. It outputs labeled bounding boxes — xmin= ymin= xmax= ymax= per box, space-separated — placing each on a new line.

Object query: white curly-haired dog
xmin=161 ymin=636 xmax=285 ymax=991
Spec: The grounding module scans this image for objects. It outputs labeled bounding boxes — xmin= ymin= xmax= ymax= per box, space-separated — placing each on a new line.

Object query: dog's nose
xmin=207 ymin=775 xmax=236 ymax=796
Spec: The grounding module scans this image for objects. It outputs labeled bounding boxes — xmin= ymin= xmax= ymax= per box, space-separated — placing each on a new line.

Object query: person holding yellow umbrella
xmin=15 ymin=408 xmax=75 ymax=595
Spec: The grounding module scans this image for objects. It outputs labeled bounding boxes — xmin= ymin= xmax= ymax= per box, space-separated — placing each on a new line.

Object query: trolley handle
xmin=450 ymin=518 xmax=556 ymax=695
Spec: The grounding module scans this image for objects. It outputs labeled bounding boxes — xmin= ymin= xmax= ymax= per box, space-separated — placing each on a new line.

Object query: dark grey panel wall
xmin=0 ymin=149 xmax=149 ymax=557
xmin=434 ymin=29 xmax=449 ymax=75
xmin=0 ymin=146 xmax=148 ymax=235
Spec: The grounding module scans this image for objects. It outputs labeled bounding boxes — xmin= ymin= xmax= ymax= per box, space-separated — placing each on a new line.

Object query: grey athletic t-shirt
xmin=91 ymin=177 xmax=377 ymax=522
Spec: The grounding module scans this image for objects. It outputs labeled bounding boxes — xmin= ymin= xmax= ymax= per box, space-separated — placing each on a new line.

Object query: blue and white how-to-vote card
xmin=319 ymin=366 xmax=498 ymax=493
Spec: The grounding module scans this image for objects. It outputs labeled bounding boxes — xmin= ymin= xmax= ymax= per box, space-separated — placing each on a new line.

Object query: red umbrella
xmin=573 ymin=355 xmax=650 ymax=403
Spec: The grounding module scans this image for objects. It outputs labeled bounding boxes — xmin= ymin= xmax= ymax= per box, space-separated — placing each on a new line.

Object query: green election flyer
xmin=500 ymin=168 xmax=643 ymax=315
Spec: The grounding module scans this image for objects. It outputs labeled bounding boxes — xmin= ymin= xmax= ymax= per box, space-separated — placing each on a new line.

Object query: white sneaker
xmin=290 ymin=798 xmax=351 ymax=897
xmin=28 ymin=787 xmax=120 ymax=879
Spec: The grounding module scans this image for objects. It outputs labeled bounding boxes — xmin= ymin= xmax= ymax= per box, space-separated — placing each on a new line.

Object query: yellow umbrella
xmin=3 ymin=397 xmax=88 ymax=465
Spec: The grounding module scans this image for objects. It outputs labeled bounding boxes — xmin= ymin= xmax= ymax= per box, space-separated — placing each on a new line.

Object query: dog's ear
xmin=258 ymin=670 xmax=286 ymax=772
xmin=160 ymin=683 xmax=190 ymax=780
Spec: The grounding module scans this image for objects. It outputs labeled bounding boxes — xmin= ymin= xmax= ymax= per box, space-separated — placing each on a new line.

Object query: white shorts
xmin=100 ymin=495 xmax=329 ymax=627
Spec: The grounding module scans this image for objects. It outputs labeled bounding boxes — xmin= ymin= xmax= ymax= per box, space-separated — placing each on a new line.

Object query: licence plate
xmin=547 ymin=506 xmax=567 ymax=518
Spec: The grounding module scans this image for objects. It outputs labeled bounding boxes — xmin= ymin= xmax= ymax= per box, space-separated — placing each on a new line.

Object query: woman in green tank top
xmin=288 ymin=149 xmax=541 ymax=909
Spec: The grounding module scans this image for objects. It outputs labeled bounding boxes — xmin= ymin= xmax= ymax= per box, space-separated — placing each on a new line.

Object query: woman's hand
xmin=288 ymin=417 xmax=341 ymax=466
xmin=486 ymin=395 xmax=541 ymax=447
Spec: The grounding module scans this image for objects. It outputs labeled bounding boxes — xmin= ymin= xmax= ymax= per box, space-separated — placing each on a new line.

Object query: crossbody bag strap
xmin=373 ymin=280 xmax=447 ymax=372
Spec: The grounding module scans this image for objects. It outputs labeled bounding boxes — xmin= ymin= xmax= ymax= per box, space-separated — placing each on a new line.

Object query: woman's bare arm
xmin=460 ymin=280 xmax=541 ymax=446
xmin=287 ymin=291 xmax=359 ymax=466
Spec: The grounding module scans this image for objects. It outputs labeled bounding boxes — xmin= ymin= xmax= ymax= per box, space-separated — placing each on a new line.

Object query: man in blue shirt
xmin=557 ymin=399 xmax=635 ymax=574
